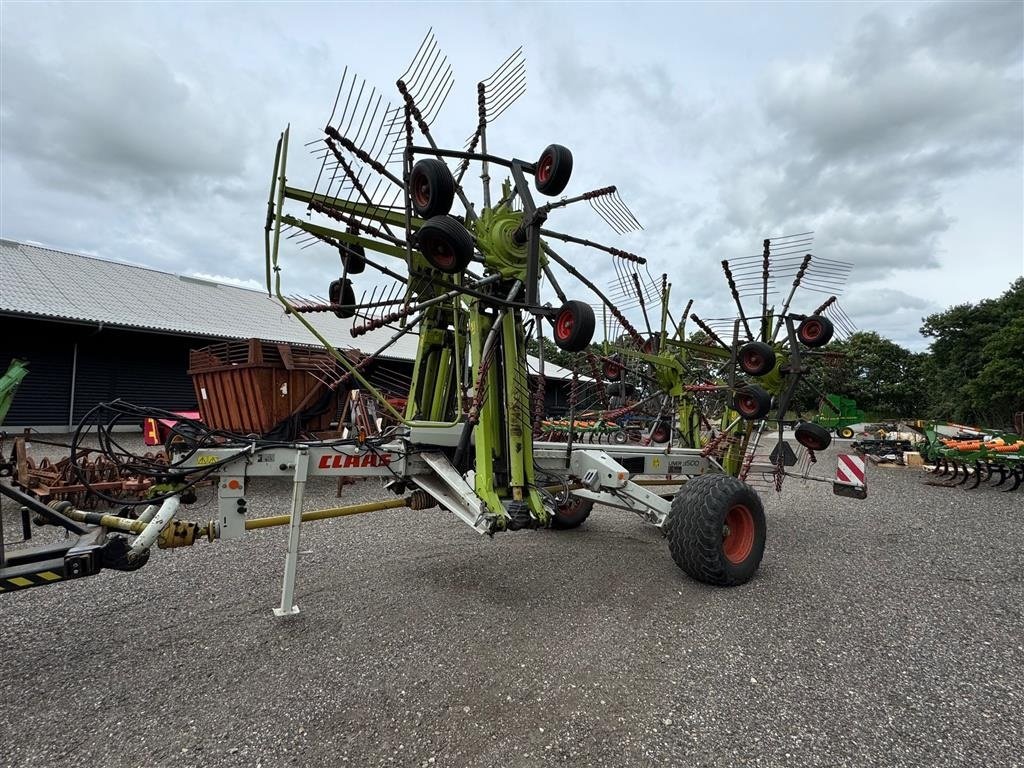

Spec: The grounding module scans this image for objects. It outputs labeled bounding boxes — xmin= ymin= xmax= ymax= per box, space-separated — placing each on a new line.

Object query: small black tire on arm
xmin=409 ymin=159 xmax=456 ymax=218
xmin=416 ymin=215 xmax=475 ymax=274
xmin=665 ymin=474 xmax=766 ymax=586
xmin=795 ymin=421 xmax=832 ymax=451
xmin=550 ymin=496 xmax=594 ymax=529
xmin=328 ymin=277 xmax=356 ymax=319
xmin=796 ymin=315 xmax=834 ymax=348
xmin=733 ymin=385 xmax=773 ymax=420
xmin=534 ymin=144 xmax=573 ymax=196
xmin=340 ymin=242 xmax=366 ymax=275
xmin=551 ymin=300 xmax=596 ymax=352
xmin=738 ymin=341 xmax=776 ymax=376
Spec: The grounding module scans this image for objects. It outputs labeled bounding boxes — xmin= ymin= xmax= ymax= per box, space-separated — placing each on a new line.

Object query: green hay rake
xmin=1 ymin=34 xmax=865 ymax=611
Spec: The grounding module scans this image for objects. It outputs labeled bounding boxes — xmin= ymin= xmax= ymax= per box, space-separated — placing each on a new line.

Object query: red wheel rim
xmin=652 ymin=424 xmax=670 ymax=443
xmin=425 ymin=235 xmax=455 ymax=269
xmin=555 ymin=309 xmax=574 ymax=340
xmin=723 ymin=504 xmax=755 ymax=564
xmin=413 ymin=173 xmax=431 ymax=208
xmin=642 ymin=338 xmax=656 ymax=354
xmin=604 ymin=362 xmax=622 ymax=379
xmin=538 ymin=152 xmax=554 ymax=184
xmin=556 ymin=497 xmax=586 ymax=520
xmin=737 ymin=394 xmax=757 ymax=416
xmin=742 ymin=350 xmax=763 ymax=372
xmin=801 ymin=320 xmax=822 ymax=343
xmin=797 ymin=428 xmax=828 ymax=450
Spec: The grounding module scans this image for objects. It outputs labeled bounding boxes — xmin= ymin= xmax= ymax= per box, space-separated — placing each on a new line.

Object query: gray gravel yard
xmin=1 ymin=436 xmax=1021 ymax=768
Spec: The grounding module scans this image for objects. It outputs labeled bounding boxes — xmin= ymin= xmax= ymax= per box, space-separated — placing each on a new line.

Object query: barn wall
xmin=1 ymin=317 xmax=201 ymax=428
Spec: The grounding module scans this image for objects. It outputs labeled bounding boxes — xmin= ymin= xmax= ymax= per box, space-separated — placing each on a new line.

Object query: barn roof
xmin=0 ymin=238 xmax=586 ymax=380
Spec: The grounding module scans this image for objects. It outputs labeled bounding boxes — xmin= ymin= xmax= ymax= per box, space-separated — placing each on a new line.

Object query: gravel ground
xmin=1 ymin=435 xmax=1021 ymax=767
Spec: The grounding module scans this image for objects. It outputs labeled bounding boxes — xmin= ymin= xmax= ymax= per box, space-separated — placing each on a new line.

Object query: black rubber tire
xmin=339 ymin=242 xmax=366 ymax=274
xmin=738 ymin=341 xmax=776 ymax=377
xmin=328 ymin=277 xmax=356 ymax=319
xmin=535 ymin=144 xmax=573 ymax=196
xmin=606 ymin=381 xmax=637 ymax=398
xmin=551 ymin=496 xmax=594 ymax=529
xmin=795 ymin=421 xmax=832 ymax=451
xmin=651 ymin=421 xmax=672 ymax=444
xmin=797 ymin=315 xmax=834 ymax=348
xmin=733 ymin=385 xmax=772 ymax=420
xmin=665 ymin=474 xmax=766 ymax=586
xmin=416 ymin=215 xmax=475 ymax=274
xmin=603 ymin=356 xmax=623 ymax=380
xmin=409 ymin=159 xmax=455 ymax=218
xmin=552 ymin=300 xmax=595 ymax=352
xmin=837 ymin=426 xmax=855 ymax=440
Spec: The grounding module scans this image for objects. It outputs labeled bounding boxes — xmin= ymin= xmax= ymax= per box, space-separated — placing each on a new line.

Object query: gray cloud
xmin=0 ymin=2 xmax=1019 ymax=357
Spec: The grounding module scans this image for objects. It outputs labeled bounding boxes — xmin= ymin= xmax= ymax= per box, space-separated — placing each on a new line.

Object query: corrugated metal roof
xmin=0 ymin=239 xmax=587 ymax=380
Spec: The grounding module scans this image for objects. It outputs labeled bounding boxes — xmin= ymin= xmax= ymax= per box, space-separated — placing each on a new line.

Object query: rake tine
xmin=947 ymin=461 xmax=959 ymax=481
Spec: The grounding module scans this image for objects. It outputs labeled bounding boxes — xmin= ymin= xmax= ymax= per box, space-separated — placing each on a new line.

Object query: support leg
xmin=275 ymin=450 xmax=309 ymax=617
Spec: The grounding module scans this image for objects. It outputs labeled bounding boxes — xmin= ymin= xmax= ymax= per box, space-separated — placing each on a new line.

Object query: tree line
xmin=813 ymin=278 xmax=1022 ymax=428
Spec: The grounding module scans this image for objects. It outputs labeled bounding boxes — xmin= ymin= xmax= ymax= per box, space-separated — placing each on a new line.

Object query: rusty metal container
xmin=188 ymin=339 xmax=346 ymax=435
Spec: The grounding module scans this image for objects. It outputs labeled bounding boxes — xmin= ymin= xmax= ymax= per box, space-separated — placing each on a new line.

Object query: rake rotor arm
xmin=326 ymin=127 xmax=405 ymax=188
xmin=322 ymin=136 xmax=398 ymax=239
xmin=398 ymin=88 xmax=478 ymax=223
xmin=542 ymin=264 xmax=568 ymax=304
xmin=280 ymin=215 xmax=407 ymax=260
xmin=771 ymin=254 xmax=813 ymax=342
xmin=538 ymin=229 xmax=645 ymax=264
xmin=541 ymin=243 xmax=646 ymax=346
xmin=284 ymin=186 xmax=417 ymax=229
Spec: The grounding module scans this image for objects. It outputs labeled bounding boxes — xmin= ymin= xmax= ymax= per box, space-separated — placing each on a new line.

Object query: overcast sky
xmin=2 ymin=1 xmax=1021 ymax=351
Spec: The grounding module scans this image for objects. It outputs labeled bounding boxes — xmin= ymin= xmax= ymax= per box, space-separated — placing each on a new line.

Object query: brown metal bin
xmin=188 ymin=339 xmax=348 ymax=435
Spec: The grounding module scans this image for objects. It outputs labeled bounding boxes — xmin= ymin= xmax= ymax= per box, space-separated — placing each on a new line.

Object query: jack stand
xmin=274 ymin=450 xmax=309 ymax=617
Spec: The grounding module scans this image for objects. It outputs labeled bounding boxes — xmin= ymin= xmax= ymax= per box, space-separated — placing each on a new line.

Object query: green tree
xmin=819 ymin=331 xmax=928 ymax=418
xmin=920 ymin=278 xmax=1024 ymax=427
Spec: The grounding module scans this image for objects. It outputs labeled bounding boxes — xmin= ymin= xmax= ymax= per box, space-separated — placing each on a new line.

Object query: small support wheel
xmin=795 ymin=421 xmax=832 ymax=451
xmin=738 ymin=341 xmax=776 ymax=376
xmin=551 ymin=496 xmax=594 ymax=529
xmin=606 ymin=381 xmax=636 ymax=398
xmin=733 ymin=385 xmax=773 ymax=420
xmin=603 ymin=355 xmax=623 ymax=380
xmin=666 ymin=474 xmax=766 ymax=586
xmin=416 ymin=215 xmax=475 ymax=274
xmin=409 ymin=159 xmax=455 ymax=218
xmin=641 ymin=335 xmax=660 ymax=355
xmin=796 ymin=315 xmax=834 ymax=348
xmin=534 ymin=144 xmax=573 ymax=196
xmin=328 ymin=277 xmax=356 ymax=319
xmin=339 ymin=242 xmax=366 ymax=275
xmin=837 ymin=426 xmax=855 ymax=440
xmin=551 ymin=300 xmax=595 ymax=352
xmin=651 ymin=421 xmax=672 ymax=444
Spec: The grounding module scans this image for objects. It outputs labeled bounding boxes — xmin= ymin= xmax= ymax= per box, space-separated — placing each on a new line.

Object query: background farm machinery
xmin=921 ymin=422 xmax=1024 ymax=491
xmin=1 ymin=34 xmax=866 ymax=608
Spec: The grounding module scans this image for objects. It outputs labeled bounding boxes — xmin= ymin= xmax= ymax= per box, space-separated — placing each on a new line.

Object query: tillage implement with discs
xmin=0 ymin=34 xmax=865 ymax=611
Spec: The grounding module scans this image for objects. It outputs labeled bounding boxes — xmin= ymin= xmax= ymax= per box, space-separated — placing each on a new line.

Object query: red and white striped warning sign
xmin=836 ymin=454 xmax=866 ymax=486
